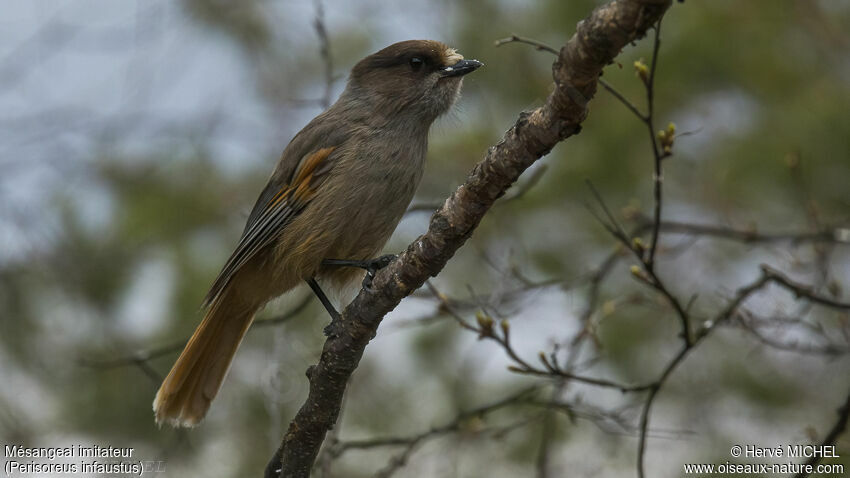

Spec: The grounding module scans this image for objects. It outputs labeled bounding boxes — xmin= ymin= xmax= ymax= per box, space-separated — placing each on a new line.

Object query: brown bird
xmin=153 ymin=40 xmax=482 ymax=426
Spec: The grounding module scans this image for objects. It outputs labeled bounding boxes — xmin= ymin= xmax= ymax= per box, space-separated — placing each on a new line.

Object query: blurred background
xmin=2 ymin=0 xmax=849 ymax=476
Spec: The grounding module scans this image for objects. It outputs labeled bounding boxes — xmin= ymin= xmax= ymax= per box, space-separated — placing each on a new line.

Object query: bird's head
xmin=346 ymin=40 xmax=482 ymax=123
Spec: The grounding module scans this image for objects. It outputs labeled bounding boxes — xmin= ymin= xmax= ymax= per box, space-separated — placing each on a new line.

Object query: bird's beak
xmin=440 ymin=59 xmax=483 ymax=78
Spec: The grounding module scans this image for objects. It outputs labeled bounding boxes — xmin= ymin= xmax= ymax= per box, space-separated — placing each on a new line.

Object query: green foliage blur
xmin=1 ymin=1 xmax=848 ymax=476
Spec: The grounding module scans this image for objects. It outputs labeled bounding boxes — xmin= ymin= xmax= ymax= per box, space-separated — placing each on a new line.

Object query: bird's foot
xmin=322 ymin=315 xmax=343 ymax=338
xmin=322 ymin=254 xmax=398 ymax=289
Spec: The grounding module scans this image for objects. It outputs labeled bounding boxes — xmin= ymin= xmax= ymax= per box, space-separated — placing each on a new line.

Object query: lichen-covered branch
xmin=266 ymin=1 xmax=672 ymax=476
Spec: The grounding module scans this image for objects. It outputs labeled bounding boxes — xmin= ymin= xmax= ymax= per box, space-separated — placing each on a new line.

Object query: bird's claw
xmin=323 ymin=313 xmax=343 ymax=337
xmin=361 ymin=254 xmax=397 ymax=289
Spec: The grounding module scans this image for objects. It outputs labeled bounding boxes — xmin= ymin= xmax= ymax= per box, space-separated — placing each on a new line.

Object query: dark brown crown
xmin=351 ymin=40 xmax=463 ymax=79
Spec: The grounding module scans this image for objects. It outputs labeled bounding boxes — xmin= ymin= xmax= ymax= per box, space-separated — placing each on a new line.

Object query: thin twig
xmin=494 ymin=34 xmax=559 ymax=55
xmin=643 ymin=219 xmax=845 ymax=245
xmin=585 ymin=179 xmax=632 ymax=244
xmin=598 ymin=78 xmax=647 ymax=121
xmin=78 ymin=295 xmax=312 ymax=377
xmin=793 ymin=388 xmax=850 ymax=478
xmin=645 ymin=19 xmax=665 ymax=269
xmin=586 ymin=180 xmax=694 ymax=347
xmin=326 ymin=386 xmax=541 ymax=470
xmin=312 ymin=0 xmax=334 ymax=110
xmin=427 ymin=280 xmax=651 ymax=393
xmin=493 ymin=33 xmax=650 ymax=125
xmin=762 ymin=265 xmax=850 ymax=310
xmin=735 ymin=316 xmax=850 ymax=356
xmin=636 ymin=270 xmax=774 ymax=478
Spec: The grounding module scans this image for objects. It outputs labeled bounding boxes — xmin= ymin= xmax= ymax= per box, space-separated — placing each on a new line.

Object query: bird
xmin=153 ymin=40 xmax=482 ymax=427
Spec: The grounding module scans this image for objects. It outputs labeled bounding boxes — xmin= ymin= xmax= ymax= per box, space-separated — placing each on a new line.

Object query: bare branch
xmin=78 ymin=295 xmax=312 ymax=381
xmin=635 ymin=270 xmax=774 ymax=478
xmin=645 ymin=20 xmax=665 ymax=269
xmin=587 ymin=180 xmax=694 ymax=347
xmin=636 ymin=217 xmax=848 ymax=245
xmin=494 ymin=34 xmax=559 ymax=55
xmin=312 ymin=0 xmax=334 ymax=109
xmin=793 ymin=388 xmax=850 ymax=478
xmin=735 ymin=315 xmax=850 ymax=356
xmin=632 ymin=264 xmax=850 ymax=477
xmin=761 ymin=265 xmax=850 ymax=310
xmin=598 ymin=78 xmax=648 ymax=121
xmin=325 ymin=386 xmax=540 ymax=471
xmin=426 ymin=280 xmax=651 ymax=393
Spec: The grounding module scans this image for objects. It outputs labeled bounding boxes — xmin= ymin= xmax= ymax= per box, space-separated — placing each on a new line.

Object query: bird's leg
xmin=321 ymin=254 xmax=397 ymax=289
xmin=306 ymin=278 xmax=342 ymax=337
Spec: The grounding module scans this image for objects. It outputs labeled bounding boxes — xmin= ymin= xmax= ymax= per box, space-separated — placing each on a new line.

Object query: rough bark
xmin=268 ymin=1 xmax=672 ymax=476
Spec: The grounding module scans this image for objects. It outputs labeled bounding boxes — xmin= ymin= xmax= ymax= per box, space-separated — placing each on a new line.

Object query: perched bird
xmin=154 ymin=40 xmax=482 ymax=427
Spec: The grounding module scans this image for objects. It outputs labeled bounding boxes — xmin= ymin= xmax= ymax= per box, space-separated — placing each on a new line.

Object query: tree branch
xmin=645 ymin=20 xmax=666 ymax=269
xmin=266 ymin=1 xmax=672 ymax=476
xmin=793 ymin=388 xmax=850 ymax=478
xmin=324 ymin=386 xmax=539 ymax=475
xmin=312 ymin=0 xmax=334 ymax=110
xmin=79 ymin=295 xmax=312 ymax=383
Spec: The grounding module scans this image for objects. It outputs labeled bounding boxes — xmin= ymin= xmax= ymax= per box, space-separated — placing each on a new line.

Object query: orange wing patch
xmin=293 ymin=147 xmax=335 ymax=186
xmin=276 ymin=146 xmax=336 ymax=209
xmin=202 ymin=146 xmax=337 ymax=306
xmin=257 ymin=146 xmax=336 ymax=217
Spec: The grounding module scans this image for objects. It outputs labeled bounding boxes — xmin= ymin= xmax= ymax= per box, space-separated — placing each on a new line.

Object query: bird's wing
xmin=203 ymin=146 xmax=338 ymax=306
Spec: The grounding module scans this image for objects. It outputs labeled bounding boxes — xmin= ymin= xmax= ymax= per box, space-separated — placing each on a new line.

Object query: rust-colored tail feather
xmin=153 ymin=292 xmax=256 ymax=427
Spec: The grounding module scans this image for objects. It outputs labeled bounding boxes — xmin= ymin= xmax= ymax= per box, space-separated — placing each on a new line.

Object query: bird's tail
xmin=153 ymin=289 xmax=256 ymax=427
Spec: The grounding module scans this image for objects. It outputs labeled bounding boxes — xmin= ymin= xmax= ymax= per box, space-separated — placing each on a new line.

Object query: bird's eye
xmin=409 ymin=57 xmax=424 ymax=71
